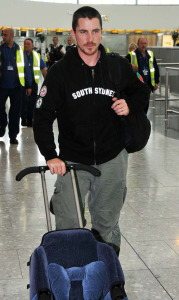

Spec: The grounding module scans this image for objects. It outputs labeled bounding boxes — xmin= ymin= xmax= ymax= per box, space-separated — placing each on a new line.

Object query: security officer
xmin=47 ymin=37 xmax=66 ymax=69
xmin=0 ymin=28 xmax=25 ymax=144
xmin=65 ymin=37 xmax=76 ymax=52
xmin=21 ymin=38 xmax=47 ymax=127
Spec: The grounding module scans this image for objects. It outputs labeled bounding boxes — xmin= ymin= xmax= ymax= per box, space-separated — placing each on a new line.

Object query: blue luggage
xmin=16 ymin=164 xmax=128 ymax=300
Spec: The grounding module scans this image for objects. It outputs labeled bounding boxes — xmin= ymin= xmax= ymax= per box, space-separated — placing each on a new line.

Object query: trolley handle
xmin=16 ymin=164 xmax=101 ymax=181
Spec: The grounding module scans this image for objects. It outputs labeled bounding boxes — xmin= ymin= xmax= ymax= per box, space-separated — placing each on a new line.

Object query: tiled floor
xmin=0 ymin=96 xmax=179 ymax=299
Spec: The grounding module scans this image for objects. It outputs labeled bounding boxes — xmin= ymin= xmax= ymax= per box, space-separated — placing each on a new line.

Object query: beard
xmin=77 ymin=42 xmax=99 ymax=56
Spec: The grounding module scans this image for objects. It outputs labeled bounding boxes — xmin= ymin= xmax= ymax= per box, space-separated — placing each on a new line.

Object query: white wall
xmin=1 ymin=0 xmax=179 ymax=30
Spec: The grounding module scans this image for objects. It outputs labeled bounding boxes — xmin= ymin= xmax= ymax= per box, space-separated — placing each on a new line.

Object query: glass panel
xmin=27 ymin=0 xmax=136 ymax=3
xmin=79 ymin=0 xmax=136 ymax=3
xmin=138 ymin=0 xmax=179 ymax=4
xmin=26 ymin=0 xmax=76 ymax=3
xmin=26 ymin=0 xmax=179 ymax=3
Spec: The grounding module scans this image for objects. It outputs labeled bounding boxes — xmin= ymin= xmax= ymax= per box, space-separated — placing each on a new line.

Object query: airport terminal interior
xmin=1 ymin=1 xmax=179 ymax=300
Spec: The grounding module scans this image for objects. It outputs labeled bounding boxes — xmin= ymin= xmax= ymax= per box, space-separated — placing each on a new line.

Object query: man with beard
xmin=33 ymin=6 xmax=150 ymax=256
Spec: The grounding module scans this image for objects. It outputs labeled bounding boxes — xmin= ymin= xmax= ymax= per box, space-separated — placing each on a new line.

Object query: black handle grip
xmin=16 ymin=166 xmax=49 ymax=181
xmin=16 ymin=164 xmax=101 ymax=181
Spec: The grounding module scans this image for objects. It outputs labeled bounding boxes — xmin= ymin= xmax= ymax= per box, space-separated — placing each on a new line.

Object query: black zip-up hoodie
xmin=33 ymin=44 xmax=150 ymax=165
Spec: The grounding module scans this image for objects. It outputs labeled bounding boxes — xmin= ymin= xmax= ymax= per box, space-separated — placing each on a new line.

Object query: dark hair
xmin=24 ymin=38 xmax=33 ymax=44
xmin=72 ymin=6 xmax=102 ymax=32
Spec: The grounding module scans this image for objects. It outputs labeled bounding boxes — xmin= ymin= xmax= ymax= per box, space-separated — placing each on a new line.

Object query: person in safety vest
xmin=128 ymin=42 xmax=137 ymax=52
xmin=0 ymin=28 xmax=25 ymax=144
xmin=126 ymin=37 xmax=159 ymax=91
xmin=126 ymin=37 xmax=160 ymax=113
xmin=21 ymin=38 xmax=47 ymax=127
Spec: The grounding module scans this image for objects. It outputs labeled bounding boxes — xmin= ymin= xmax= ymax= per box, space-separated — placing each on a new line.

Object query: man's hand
xmin=111 ymin=98 xmax=129 ymax=116
xmin=132 ymin=64 xmax=138 ymax=72
xmin=59 ymin=49 xmax=65 ymax=56
xmin=154 ymin=83 xmax=158 ymax=91
xmin=26 ymin=88 xmax=32 ymax=96
xmin=47 ymin=158 xmax=66 ymax=175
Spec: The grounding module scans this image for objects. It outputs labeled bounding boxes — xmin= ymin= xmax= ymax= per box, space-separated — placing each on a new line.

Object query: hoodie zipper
xmin=91 ymin=68 xmax=96 ymax=165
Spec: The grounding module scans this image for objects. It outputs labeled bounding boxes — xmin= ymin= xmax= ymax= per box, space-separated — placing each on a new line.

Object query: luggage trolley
xmin=16 ymin=164 xmax=128 ymax=300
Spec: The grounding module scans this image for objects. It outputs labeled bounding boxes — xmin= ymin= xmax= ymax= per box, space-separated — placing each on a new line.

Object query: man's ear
xmin=71 ymin=30 xmax=76 ymax=42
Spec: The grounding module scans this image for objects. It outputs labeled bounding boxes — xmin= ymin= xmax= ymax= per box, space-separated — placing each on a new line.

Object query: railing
xmin=152 ymin=63 xmax=179 ymax=109
xmin=158 ymin=63 xmax=179 ymax=94
xmin=165 ymin=67 xmax=179 ymax=121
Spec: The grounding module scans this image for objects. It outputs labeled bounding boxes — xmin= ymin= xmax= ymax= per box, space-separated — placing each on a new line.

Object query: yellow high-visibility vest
xmin=129 ymin=50 xmax=155 ymax=87
xmin=0 ymin=44 xmax=25 ymax=86
xmin=32 ymin=51 xmax=40 ymax=84
xmin=21 ymin=47 xmax=41 ymax=84
xmin=45 ymin=54 xmax=48 ymax=62
xmin=16 ymin=46 xmax=25 ymax=86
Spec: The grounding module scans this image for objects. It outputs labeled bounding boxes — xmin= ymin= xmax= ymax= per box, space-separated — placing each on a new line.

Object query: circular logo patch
xmin=40 ymin=85 xmax=47 ymax=97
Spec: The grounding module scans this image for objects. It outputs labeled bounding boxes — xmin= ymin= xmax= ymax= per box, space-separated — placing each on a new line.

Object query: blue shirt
xmin=24 ymin=52 xmax=46 ymax=87
xmin=0 ymin=42 xmax=20 ymax=89
xmin=136 ymin=49 xmax=150 ymax=84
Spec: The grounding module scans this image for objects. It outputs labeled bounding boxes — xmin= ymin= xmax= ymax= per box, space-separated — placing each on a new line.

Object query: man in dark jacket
xmin=21 ymin=38 xmax=47 ymax=127
xmin=0 ymin=28 xmax=25 ymax=144
xmin=126 ymin=37 xmax=160 ymax=93
xmin=33 ymin=6 xmax=150 ymax=255
xmin=47 ymin=37 xmax=65 ymax=69
xmin=66 ymin=36 xmax=76 ymax=52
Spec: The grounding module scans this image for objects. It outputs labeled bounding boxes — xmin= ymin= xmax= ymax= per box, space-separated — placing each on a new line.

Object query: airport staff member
xmin=47 ymin=37 xmax=66 ymax=69
xmin=33 ymin=6 xmax=150 ymax=255
xmin=66 ymin=36 xmax=76 ymax=52
xmin=126 ymin=37 xmax=160 ymax=93
xmin=0 ymin=28 xmax=25 ymax=144
xmin=21 ymin=38 xmax=47 ymax=127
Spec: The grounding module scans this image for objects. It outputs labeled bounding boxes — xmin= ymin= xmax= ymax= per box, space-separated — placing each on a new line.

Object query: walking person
xmin=33 ymin=6 xmax=150 ymax=255
xmin=21 ymin=38 xmax=47 ymax=127
xmin=0 ymin=28 xmax=25 ymax=144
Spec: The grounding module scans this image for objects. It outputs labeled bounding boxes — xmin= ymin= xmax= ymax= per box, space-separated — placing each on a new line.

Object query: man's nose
xmin=86 ymin=32 xmax=93 ymax=41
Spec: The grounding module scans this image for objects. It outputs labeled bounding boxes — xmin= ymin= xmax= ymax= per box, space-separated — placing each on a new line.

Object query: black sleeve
xmin=125 ymin=53 xmax=131 ymax=63
xmin=33 ymin=64 xmax=63 ymax=161
xmin=119 ymin=57 xmax=150 ymax=114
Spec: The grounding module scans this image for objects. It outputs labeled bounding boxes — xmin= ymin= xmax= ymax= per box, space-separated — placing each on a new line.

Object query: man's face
xmin=24 ymin=40 xmax=33 ymax=53
xmin=53 ymin=37 xmax=58 ymax=46
xmin=2 ymin=29 xmax=13 ymax=45
xmin=138 ymin=38 xmax=147 ymax=52
xmin=72 ymin=17 xmax=102 ymax=57
xmin=67 ymin=37 xmax=73 ymax=45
